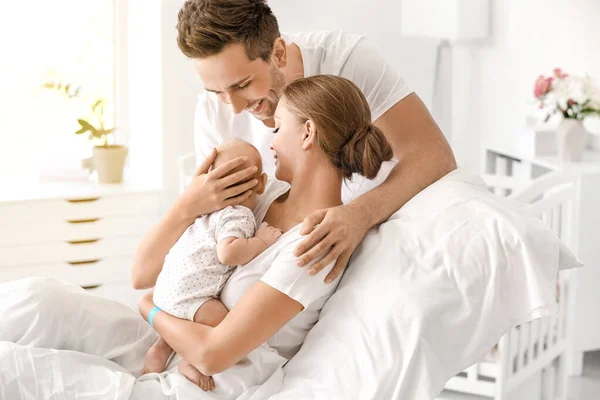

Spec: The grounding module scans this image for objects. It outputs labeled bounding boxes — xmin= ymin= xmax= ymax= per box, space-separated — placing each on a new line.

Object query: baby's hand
xmin=256 ymin=222 xmax=283 ymax=249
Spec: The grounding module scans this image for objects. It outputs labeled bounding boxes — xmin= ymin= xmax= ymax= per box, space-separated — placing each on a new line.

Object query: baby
xmin=143 ymin=139 xmax=282 ymax=390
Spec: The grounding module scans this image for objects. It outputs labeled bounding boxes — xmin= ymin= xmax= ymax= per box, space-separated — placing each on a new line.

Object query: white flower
xmin=583 ymin=76 xmax=600 ymax=110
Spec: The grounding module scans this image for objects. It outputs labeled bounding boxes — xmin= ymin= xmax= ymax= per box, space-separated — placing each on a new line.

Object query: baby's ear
xmin=255 ymin=173 xmax=268 ymax=195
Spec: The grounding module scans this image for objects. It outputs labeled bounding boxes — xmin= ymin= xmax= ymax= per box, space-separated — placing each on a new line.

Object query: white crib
xmin=444 ymin=171 xmax=581 ymax=400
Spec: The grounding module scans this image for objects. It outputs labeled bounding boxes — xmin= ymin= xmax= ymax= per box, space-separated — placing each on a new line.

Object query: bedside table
xmin=482 ymin=141 xmax=600 ymax=375
xmin=0 ymin=177 xmax=160 ymax=290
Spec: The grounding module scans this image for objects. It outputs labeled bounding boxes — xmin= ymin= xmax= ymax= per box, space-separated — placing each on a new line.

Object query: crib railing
xmin=445 ymin=171 xmax=580 ymax=400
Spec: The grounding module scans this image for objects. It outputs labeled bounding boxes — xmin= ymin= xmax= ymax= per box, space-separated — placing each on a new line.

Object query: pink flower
xmin=534 ymin=75 xmax=553 ymax=99
xmin=567 ymin=99 xmax=576 ymax=106
xmin=554 ymin=68 xmax=568 ymax=78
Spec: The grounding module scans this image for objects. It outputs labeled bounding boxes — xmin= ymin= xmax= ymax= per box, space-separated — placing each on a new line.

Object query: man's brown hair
xmin=177 ymin=0 xmax=280 ymax=61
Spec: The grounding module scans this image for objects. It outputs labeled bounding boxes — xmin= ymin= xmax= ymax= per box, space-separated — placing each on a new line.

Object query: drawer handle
xmin=82 ymin=284 xmax=101 ymax=290
xmin=67 ymin=197 xmax=100 ymax=204
xmin=66 ymin=239 xmax=100 ymax=245
xmin=68 ymin=259 xmax=101 ymax=266
xmin=66 ymin=218 xmax=100 ymax=224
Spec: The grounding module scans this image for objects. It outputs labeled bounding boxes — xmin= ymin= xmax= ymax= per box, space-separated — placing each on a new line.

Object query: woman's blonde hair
xmin=282 ymin=75 xmax=393 ymax=179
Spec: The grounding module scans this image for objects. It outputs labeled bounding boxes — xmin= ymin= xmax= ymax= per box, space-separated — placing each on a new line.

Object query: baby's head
xmin=213 ymin=139 xmax=267 ymax=210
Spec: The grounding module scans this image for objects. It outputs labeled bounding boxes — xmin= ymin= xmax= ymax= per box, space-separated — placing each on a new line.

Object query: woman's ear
xmin=302 ymin=120 xmax=317 ymax=151
xmin=255 ymin=172 xmax=268 ymax=195
xmin=272 ymin=37 xmax=287 ymax=68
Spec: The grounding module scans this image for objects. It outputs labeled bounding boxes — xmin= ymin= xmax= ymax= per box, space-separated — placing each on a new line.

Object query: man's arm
xmin=295 ymin=93 xmax=456 ymax=282
xmin=357 ymin=93 xmax=456 ymax=226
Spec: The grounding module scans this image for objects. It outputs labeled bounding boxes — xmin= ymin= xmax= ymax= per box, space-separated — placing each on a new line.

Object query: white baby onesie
xmin=153 ymin=205 xmax=256 ymax=320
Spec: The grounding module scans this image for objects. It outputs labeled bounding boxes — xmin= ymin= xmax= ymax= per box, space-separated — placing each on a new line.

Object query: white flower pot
xmin=92 ymin=145 xmax=128 ymax=183
xmin=556 ymin=119 xmax=586 ymax=162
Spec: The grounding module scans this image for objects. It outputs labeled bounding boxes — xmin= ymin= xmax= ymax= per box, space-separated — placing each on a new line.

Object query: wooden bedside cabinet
xmin=0 ymin=178 xmax=160 ymax=289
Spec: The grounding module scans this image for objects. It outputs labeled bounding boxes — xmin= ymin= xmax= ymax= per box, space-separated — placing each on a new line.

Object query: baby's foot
xmin=178 ymin=360 xmax=215 ymax=391
xmin=142 ymin=338 xmax=173 ymax=374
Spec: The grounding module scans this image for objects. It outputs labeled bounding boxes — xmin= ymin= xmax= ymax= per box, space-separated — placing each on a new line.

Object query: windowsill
xmin=0 ymin=169 xmax=162 ymax=203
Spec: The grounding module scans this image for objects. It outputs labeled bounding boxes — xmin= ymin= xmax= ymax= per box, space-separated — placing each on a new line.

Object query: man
xmin=135 ymin=0 xmax=456 ymax=288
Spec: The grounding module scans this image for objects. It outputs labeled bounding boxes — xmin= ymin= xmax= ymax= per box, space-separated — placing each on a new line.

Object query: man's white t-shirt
xmin=194 ymin=30 xmax=413 ymax=203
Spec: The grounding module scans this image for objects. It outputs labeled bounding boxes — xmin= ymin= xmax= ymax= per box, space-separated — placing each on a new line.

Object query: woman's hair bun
xmin=339 ymin=124 xmax=393 ymax=179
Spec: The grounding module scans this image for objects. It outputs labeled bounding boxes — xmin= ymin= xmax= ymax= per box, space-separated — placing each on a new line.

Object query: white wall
xmin=158 ymin=0 xmax=202 ymax=212
xmin=462 ymin=0 xmax=600 ymax=171
xmin=269 ymin=0 xmax=439 ymax=109
xmin=127 ymin=0 xmax=162 ymax=187
xmin=127 ymin=0 xmax=201 ymax=213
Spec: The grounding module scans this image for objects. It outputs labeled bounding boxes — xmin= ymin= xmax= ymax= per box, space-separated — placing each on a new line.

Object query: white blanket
xmin=0 ymin=169 xmax=574 ymax=400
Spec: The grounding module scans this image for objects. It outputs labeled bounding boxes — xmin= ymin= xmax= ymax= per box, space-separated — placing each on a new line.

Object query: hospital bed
xmin=444 ymin=171 xmax=581 ymax=399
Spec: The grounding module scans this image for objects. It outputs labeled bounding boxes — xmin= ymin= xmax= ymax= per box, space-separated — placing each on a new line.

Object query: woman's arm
xmin=130 ymin=151 xmax=260 ymax=289
xmin=140 ymin=282 xmax=303 ymax=376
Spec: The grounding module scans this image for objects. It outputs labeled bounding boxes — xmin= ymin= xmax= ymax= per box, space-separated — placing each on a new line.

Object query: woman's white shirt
xmin=220 ymin=178 xmax=341 ymax=360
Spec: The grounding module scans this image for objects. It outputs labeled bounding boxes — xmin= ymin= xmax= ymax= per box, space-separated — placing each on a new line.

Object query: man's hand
xmin=176 ymin=148 xmax=259 ymax=220
xmin=294 ymin=204 xmax=369 ymax=284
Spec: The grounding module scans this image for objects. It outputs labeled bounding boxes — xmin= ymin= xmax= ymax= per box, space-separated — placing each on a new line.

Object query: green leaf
xmin=91 ymin=99 xmax=104 ymax=111
xmin=75 ymin=119 xmax=95 ymax=135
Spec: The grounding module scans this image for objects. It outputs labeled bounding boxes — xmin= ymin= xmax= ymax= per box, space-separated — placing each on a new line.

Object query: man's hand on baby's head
xmin=255 ymin=222 xmax=283 ymax=249
xmin=177 ymin=149 xmax=259 ymax=220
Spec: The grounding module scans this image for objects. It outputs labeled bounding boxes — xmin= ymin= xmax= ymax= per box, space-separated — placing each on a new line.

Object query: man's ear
xmin=255 ymin=172 xmax=268 ymax=195
xmin=271 ymin=37 xmax=287 ymax=68
xmin=302 ymin=120 xmax=317 ymax=151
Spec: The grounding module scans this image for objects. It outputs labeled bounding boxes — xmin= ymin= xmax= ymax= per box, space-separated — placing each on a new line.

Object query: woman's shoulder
xmin=261 ymin=227 xmax=341 ymax=309
xmin=264 ymin=177 xmax=290 ymax=197
xmin=253 ymin=177 xmax=290 ymax=223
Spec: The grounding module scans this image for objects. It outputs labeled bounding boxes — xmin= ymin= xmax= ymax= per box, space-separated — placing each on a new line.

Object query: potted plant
xmin=42 ymin=81 xmax=128 ymax=183
xmin=534 ymin=69 xmax=600 ymax=161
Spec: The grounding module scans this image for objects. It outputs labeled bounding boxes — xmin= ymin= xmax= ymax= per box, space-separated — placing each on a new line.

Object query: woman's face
xmin=270 ymin=99 xmax=305 ymax=183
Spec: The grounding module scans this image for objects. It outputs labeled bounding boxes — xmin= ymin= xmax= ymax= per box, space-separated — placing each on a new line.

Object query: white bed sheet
xmin=0 ymin=169 xmax=575 ymax=400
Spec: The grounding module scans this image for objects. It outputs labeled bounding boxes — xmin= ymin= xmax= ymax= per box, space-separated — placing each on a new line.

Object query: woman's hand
xmin=294 ymin=204 xmax=369 ymax=284
xmin=176 ymin=148 xmax=260 ymax=220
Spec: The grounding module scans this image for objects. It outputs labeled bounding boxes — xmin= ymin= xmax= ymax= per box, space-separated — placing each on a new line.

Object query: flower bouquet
xmin=534 ymin=69 xmax=600 ymax=161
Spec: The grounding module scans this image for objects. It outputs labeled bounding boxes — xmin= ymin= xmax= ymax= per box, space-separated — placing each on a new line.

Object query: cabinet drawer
xmin=0 ymin=257 xmax=133 ymax=287
xmin=0 ymin=215 xmax=156 ymax=246
xmin=0 ymin=193 xmax=159 ymax=223
xmin=0 ymin=236 xmax=141 ymax=267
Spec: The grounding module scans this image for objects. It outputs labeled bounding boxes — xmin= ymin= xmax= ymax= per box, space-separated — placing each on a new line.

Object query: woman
xmin=0 ymin=75 xmax=393 ymax=398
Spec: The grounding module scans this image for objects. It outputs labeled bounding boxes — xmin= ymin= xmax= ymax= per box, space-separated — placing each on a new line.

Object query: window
xmin=0 ymin=0 xmax=118 ymax=178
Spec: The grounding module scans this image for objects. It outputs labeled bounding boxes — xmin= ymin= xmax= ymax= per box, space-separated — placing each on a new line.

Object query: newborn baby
xmin=143 ymin=139 xmax=282 ymax=390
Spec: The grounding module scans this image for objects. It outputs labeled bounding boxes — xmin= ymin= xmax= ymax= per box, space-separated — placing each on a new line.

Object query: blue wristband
xmin=148 ymin=306 xmax=162 ymax=328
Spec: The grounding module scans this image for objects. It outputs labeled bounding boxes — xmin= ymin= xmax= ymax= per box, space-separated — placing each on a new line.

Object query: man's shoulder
xmin=290 ymin=30 xmax=363 ymax=49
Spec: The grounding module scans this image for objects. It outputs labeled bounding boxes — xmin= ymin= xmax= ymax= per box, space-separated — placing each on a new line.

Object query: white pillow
xmin=269 ymin=169 xmax=579 ymax=400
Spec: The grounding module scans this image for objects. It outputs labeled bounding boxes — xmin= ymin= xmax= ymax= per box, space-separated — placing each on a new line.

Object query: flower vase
xmin=556 ymin=119 xmax=586 ymax=162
